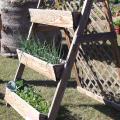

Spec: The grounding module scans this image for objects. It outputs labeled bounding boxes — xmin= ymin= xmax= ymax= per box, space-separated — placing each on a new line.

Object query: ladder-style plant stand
xmin=4 ymin=0 xmax=120 ymax=120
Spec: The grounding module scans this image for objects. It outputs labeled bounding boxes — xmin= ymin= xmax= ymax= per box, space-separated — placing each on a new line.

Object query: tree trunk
xmin=0 ymin=0 xmax=37 ymax=57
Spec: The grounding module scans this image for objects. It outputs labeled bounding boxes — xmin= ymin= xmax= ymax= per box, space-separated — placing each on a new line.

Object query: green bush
xmin=113 ymin=19 xmax=120 ymax=26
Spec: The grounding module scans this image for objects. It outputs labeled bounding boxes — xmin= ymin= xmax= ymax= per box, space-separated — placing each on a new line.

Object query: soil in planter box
xmin=7 ymin=80 xmax=50 ymax=114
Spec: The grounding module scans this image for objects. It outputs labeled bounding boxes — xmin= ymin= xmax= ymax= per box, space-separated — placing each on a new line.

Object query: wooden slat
xmin=77 ymin=32 xmax=116 ymax=43
xmin=14 ymin=63 xmax=25 ymax=81
xmin=29 ymin=9 xmax=73 ymax=28
xmin=5 ymin=87 xmax=47 ymax=120
xmin=90 ymin=16 xmax=104 ymax=32
xmin=93 ymin=3 xmax=106 ymax=18
xmin=64 ymin=29 xmax=81 ymax=86
xmin=91 ymin=9 xmax=106 ymax=27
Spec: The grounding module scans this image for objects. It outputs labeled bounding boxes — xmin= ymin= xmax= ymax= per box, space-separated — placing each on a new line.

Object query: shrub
xmin=113 ymin=19 xmax=120 ymax=27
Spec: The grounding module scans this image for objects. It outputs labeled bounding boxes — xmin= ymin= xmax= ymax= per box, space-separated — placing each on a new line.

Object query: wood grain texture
xmin=29 ymin=9 xmax=73 ymax=28
xmin=5 ymin=87 xmax=47 ymax=120
xmin=14 ymin=63 xmax=25 ymax=81
xmin=64 ymin=29 xmax=81 ymax=86
xmin=17 ymin=49 xmax=64 ymax=81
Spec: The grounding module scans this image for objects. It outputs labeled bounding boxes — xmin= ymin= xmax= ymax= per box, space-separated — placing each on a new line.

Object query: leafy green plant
xmin=7 ymin=80 xmax=49 ymax=114
xmin=113 ymin=19 xmax=120 ymax=27
xmin=20 ymin=40 xmax=62 ymax=64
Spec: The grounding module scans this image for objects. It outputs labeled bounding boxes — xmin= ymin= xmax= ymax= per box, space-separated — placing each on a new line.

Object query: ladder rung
xmin=77 ymin=32 xmax=116 ymax=43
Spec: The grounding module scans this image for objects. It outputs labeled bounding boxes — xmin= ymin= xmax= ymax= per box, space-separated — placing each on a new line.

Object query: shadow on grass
xmin=57 ymin=106 xmax=82 ymax=120
xmin=0 ymin=79 xmax=5 ymax=101
xmin=0 ymin=79 xmax=77 ymax=88
xmin=27 ymin=80 xmax=77 ymax=88
xmin=58 ymin=104 xmax=120 ymax=120
xmin=0 ymin=102 xmax=5 ymax=106
xmin=0 ymin=93 xmax=4 ymax=100
xmin=93 ymin=104 xmax=120 ymax=120
xmin=76 ymin=104 xmax=120 ymax=120
xmin=0 ymin=80 xmax=8 ymax=84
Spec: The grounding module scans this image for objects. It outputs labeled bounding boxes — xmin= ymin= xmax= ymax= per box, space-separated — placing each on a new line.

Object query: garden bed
xmin=5 ymin=87 xmax=48 ymax=120
xmin=17 ymin=49 xmax=64 ymax=81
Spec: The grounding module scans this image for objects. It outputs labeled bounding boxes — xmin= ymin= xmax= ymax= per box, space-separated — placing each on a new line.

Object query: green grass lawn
xmin=1 ymin=55 xmax=120 ymax=120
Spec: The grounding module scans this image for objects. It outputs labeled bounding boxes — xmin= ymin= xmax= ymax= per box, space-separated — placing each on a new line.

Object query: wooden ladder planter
xmin=17 ymin=49 xmax=64 ymax=81
xmin=3 ymin=0 xmax=97 ymax=119
xmin=5 ymin=0 xmax=118 ymax=120
xmin=5 ymin=87 xmax=47 ymax=120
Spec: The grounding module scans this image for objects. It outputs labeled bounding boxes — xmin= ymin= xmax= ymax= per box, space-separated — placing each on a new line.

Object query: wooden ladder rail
xmin=47 ymin=0 xmax=94 ymax=119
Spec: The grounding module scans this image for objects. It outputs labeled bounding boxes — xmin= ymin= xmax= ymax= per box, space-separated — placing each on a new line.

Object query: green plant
xmin=20 ymin=40 xmax=62 ymax=64
xmin=113 ymin=19 xmax=120 ymax=26
xmin=7 ymin=80 xmax=49 ymax=114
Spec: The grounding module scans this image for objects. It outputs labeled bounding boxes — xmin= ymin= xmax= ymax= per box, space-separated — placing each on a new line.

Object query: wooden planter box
xmin=17 ymin=49 xmax=64 ymax=81
xmin=4 ymin=87 xmax=48 ymax=120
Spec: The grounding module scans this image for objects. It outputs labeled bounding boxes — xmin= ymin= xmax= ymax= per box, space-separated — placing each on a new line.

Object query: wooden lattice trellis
xmin=63 ymin=0 xmax=120 ymax=109
xmin=76 ymin=40 xmax=120 ymax=102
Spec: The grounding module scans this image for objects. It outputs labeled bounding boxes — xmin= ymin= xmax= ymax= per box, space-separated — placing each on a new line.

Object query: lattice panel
xmin=61 ymin=1 xmax=120 ymax=104
xmin=90 ymin=2 xmax=109 ymax=32
xmin=76 ymin=39 xmax=120 ymax=103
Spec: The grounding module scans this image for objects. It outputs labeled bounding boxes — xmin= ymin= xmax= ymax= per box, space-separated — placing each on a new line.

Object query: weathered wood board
xmin=29 ymin=9 xmax=73 ymax=28
xmin=4 ymin=87 xmax=47 ymax=120
xmin=17 ymin=49 xmax=64 ymax=81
